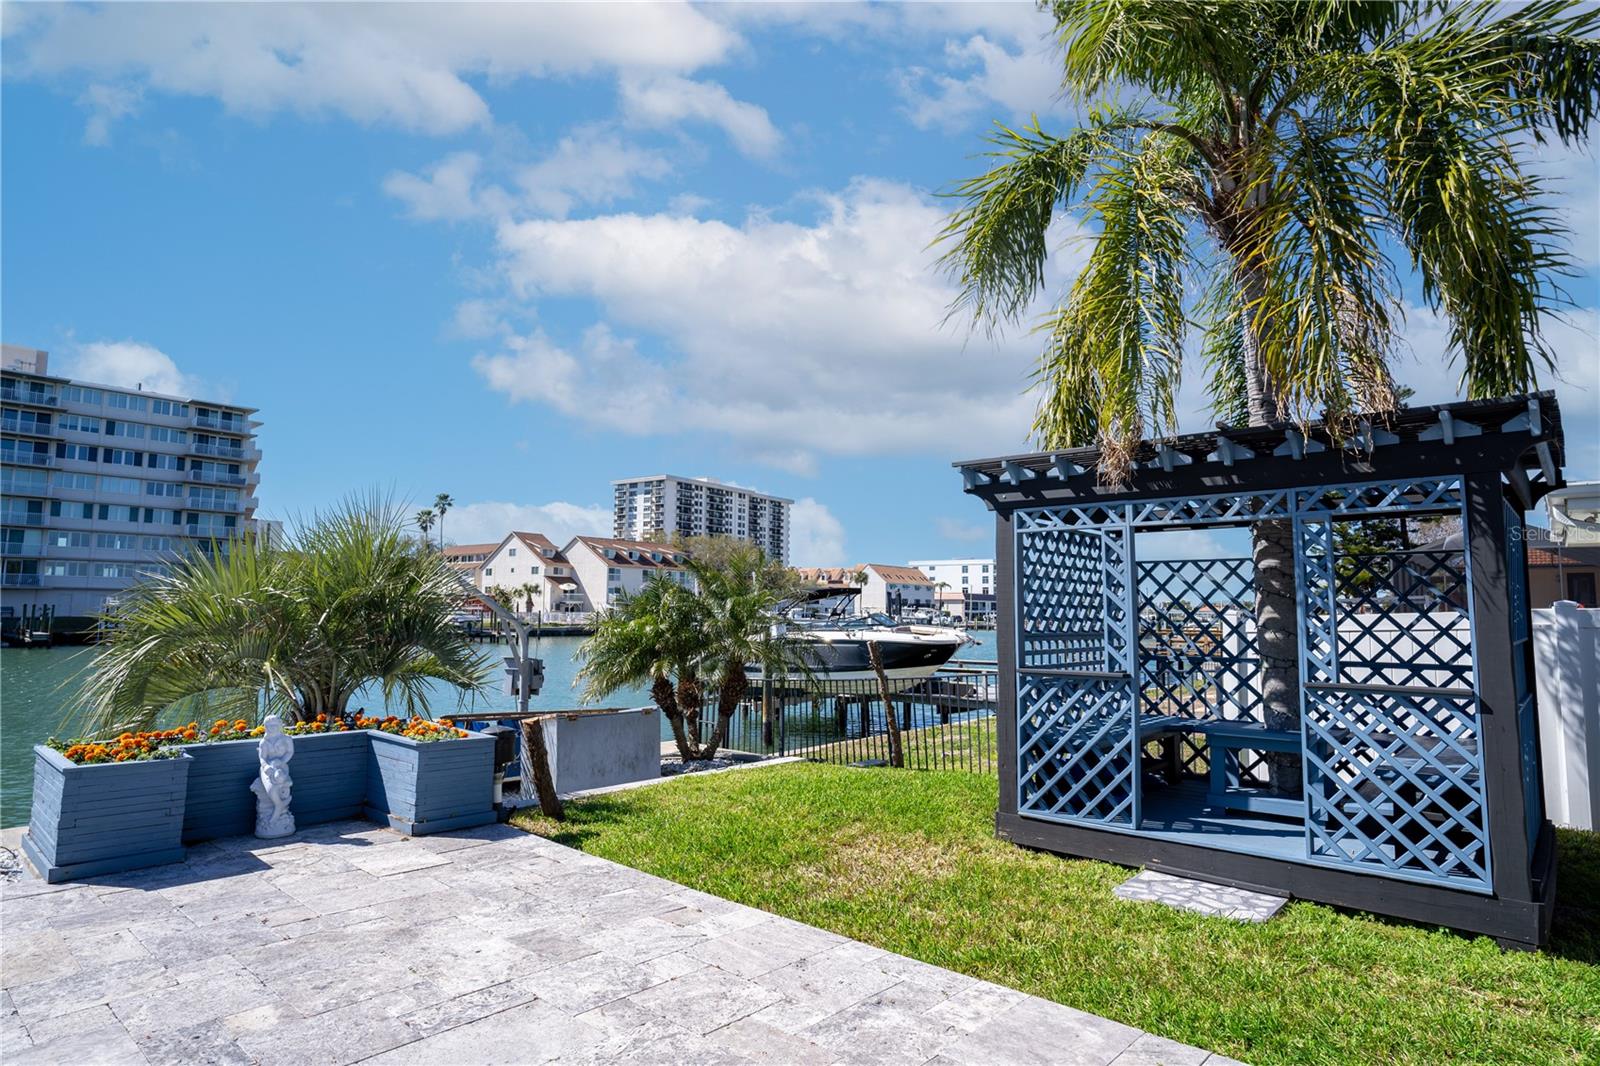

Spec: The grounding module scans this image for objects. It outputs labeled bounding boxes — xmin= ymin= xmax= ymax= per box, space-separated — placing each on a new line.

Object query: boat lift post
xmin=448 ymin=573 xmax=563 ymax=816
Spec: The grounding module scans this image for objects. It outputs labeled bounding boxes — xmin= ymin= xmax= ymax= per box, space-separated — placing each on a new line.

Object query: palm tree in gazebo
xmin=433 ymin=493 xmax=453 ymax=549
xmin=938 ymin=0 xmax=1599 ymax=788
xmin=414 ymin=508 xmax=435 ymax=545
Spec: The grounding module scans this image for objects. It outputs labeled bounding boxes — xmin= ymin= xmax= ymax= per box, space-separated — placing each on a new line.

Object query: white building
xmin=797 ymin=564 xmax=935 ymax=616
xmin=613 ymin=475 xmax=791 ymax=563
xmin=1 ymin=344 xmax=263 ymax=621
xmin=907 ymin=557 xmax=997 ymax=621
xmin=472 ymin=532 xmax=585 ymax=615
xmin=564 ymin=536 xmax=692 ymax=611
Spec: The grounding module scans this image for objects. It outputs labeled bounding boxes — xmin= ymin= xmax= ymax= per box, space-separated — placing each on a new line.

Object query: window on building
xmin=105 ymin=420 xmax=147 ymax=439
xmin=101 ymin=476 xmax=140 ymax=495
xmin=106 ymin=393 xmax=149 ymax=413
xmin=48 ymin=531 xmax=90 ymax=548
xmin=104 ymin=448 xmax=143 ymax=466
xmin=147 ymin=453 xmax=183 ymax=471
xmin=151 ymin=399 xmax=190 ymax=417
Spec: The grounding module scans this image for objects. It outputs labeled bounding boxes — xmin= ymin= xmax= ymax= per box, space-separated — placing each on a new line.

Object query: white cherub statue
xmin=250 ymin=714 xmax=296 ymax=838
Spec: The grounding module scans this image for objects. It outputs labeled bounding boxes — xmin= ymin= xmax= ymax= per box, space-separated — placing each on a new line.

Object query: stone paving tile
xmin=133 ymin=1019 xmax=256 ymax=1066
xmin=3 ymin=818 xmax=1233 ymax=1066
xmin=0 ymin=929 xmax=76 ymax=989
xmin=22 ymin=1002 xmax=118 ymax=1044
xmin=938 ymin=994 xmax=1146 ymax=1066
xmin=8 ymin=955 xmax=177 ymax=1025
xmin=1114 ymin=870 xmax=1288 ymax=923
xmin=624 ymin=966 xmax=785 ymax=1036
xmin=363 ymin=998 xmax=608 ymax=1065
xmin=710 ymin=1015 xmax=836 ymax=1065
xmin=1112 ymin=1032 xmax=1216 ymax=1065
xmin=5 ymin=1013 xmax=147 ymax=1066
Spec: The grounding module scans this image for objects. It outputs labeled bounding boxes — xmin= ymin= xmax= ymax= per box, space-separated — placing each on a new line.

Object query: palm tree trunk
xmin=678 ymin=674 xmax=706 ymax=757
xmin=868 ymin=641 xmax=904 ymax=768
xmin=518 ymin=719 xmax=564 ymax=819
xmin=1235 ymin=260 xmax=1302 ymax=796
xmin=699 ymin=665 xmax=747 ymax=761
xmin=651 ymin=675 xmax=696 ymax=760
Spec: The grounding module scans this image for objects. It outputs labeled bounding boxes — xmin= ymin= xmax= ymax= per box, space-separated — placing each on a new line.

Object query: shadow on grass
xmin=1547 ymin=828 xmax=1600 ymax=963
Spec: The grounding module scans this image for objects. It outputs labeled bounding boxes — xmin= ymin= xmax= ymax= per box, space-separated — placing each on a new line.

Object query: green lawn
xmin=512 ymin=762 xmax=1600 ymax=1066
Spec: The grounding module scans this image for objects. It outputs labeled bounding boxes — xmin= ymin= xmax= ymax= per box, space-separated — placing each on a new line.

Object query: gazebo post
xmin=994 ymin=508 xmax=1020 ymax=827
xmin=1463 ymin=472 xmax=1549 ymax=941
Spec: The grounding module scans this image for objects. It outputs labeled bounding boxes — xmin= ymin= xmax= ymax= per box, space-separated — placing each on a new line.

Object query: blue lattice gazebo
xmin=957 ymin=393 xmax=1563 ymax=948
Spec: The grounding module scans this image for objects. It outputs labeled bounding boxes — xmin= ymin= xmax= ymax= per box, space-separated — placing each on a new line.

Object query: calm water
xmin=0 ymin=629 xmax=996 ymax=827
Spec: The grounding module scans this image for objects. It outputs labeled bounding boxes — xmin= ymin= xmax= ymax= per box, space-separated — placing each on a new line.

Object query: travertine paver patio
xmin=1 ymin=820 xmax=1242 ymax=1065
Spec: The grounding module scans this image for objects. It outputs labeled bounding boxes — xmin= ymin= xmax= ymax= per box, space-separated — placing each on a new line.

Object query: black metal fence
xmin=693 ymin=660 xmax=998 ymax=774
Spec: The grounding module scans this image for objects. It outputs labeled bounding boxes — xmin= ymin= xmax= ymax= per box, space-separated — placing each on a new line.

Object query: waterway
xmin=0 ymin=629 xmax=996 ymax=827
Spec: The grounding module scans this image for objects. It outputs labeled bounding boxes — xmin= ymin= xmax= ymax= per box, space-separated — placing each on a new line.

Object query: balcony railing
xmin=2 ymin=573 xmax=42 ymax=586
xmin=1 ymin=543 xmax=44 ymax=556
xmin=186 ymin=499 xmax=243 ymax=513
xmin=2 ymin=513 xmax=45 ymax=527
xmin=0 ymin=386 xmax=58 ymax=407
xmin=1 ymin=451 xmax=52 ymax=467
xmin=1 ymin=419 xmax=55 ymax=437
xmin=192 ymin=414 xmax=246 ymax=432
xmin=189 ymin=469 xmax=247 ymax=486
xmin=191 ymin=441 xmax=245 ymax=459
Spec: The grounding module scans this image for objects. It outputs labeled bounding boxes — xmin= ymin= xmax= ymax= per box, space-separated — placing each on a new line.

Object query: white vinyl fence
xmin=1534 ymin=601 xmax=1600 ymax=831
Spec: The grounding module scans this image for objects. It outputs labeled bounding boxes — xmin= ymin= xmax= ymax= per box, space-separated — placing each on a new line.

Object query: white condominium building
xmin=908 ymin=557 xmax=997 ymax=621
xmin=612 ymin=475 xmax=792 ymax=563
xmin=908 ymin=558 xmax=997 ymax=596
xmin=1 ymin=344 xmax=263 ymax=620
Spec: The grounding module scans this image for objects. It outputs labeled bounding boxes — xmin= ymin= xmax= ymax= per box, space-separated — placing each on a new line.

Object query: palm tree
xmin=78 ymin=494 xmax=490 ymax=733
xmin=415 ymin=508 xmax=435 ymax=545
xmin=578 ymin=539 xmax=809 ymax=759
xmin=516 ymin=582 xmax=540 ymax=617
xmin=939 ymin=0 xmax=1599 ymax=786
xmin=433 ymin=493 xmax=453 ymax=549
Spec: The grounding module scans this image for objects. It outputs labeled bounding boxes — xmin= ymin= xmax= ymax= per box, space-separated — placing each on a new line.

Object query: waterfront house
xmin=1526 ymin=526 xmax=1600 ymax=607
xmin=796 ymin=564 xmax=936 ymax=616
xmin=563 ymin=535 xmax=692 ymax=611
xmin=475 ymin=531 xmax=582 ymax=615
xmin=441 ymin=542 xmax=498 ymax=586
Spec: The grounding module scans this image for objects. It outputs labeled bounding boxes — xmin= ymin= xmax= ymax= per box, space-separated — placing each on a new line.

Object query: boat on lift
xmin=748 ymin=590 xmax=971 ymax=689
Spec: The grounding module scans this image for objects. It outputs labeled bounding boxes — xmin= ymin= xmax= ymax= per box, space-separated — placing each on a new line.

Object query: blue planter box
xmin=182 ymin=730 xmax=368 ymax=843
xmin=22 ymin=745 xmax=189 ymax=883
xmin=364 ymin=729 xmax=495 ymax=836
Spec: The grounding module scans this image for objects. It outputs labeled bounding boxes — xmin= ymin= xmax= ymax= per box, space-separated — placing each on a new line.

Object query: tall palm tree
xmin=415 ymin=508 xmax=435 ymax=545
xmin=433 ymin=493 xmax=453 ymax=549
xmin=578 ymin=539 xmax=809 ymax=759
xmin=79 ymin=494 xmax=490 ymax=732
xmin=940 ymin=0 xmax=1599 ymax=784
xmin=516 ymin=582 xmax=539 ymax=616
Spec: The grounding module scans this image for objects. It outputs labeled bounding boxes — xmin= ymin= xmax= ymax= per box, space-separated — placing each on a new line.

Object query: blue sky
xmin=3 ymin=3 xmax=1597 ymax=564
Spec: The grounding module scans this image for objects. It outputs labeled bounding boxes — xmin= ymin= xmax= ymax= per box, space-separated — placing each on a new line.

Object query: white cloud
xmin=790 ymin=498 xmax=846 ymax=566
xmin=713 ymin=1 xmax=1064 ymax=131
xmin=475 ymin=179 xmax=1077 ymax=468
xmin=443 ymin=500 xmax=613 ymax=548
xmin=383 ymin=152 xmax=508 ymax=222
xmin=619 ymin=74 xmax=782 ymax=158
xmin=897 ymin=33 xmax=1065 ymax=130
xmin=384 ymin=130 xmax=672 ymax=224
xmin=9 ymin=4 xmax=739 ymax=140
xmin=935 ymin=516 xmax=990 ymax=543
xmin=78 ymin=83 xmax=141 ymax=146
xmin=517 ymin=129 xmax=673 ymax=218
xmin=62 ymin=341 xmax=204 ymax=397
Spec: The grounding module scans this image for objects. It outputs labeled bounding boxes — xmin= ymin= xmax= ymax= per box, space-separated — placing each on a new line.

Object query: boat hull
xmin=749 ymin=628 xmax=966 ymax=691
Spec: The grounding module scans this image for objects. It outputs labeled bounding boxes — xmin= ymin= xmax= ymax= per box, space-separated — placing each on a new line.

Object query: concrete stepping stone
xmin=1114 ymin=870 xmax=1287 ymax=922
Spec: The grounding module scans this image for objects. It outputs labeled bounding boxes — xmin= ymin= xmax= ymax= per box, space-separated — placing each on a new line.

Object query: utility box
xmin=539 ymin=707 xmax=660 ymax=794
xmin=503 ymin=656 xmax=546 ymax=698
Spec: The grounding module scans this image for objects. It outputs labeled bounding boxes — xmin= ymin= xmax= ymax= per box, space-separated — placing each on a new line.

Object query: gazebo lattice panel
xmin=1303 ymin=686 xmax=1490 ymax=888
